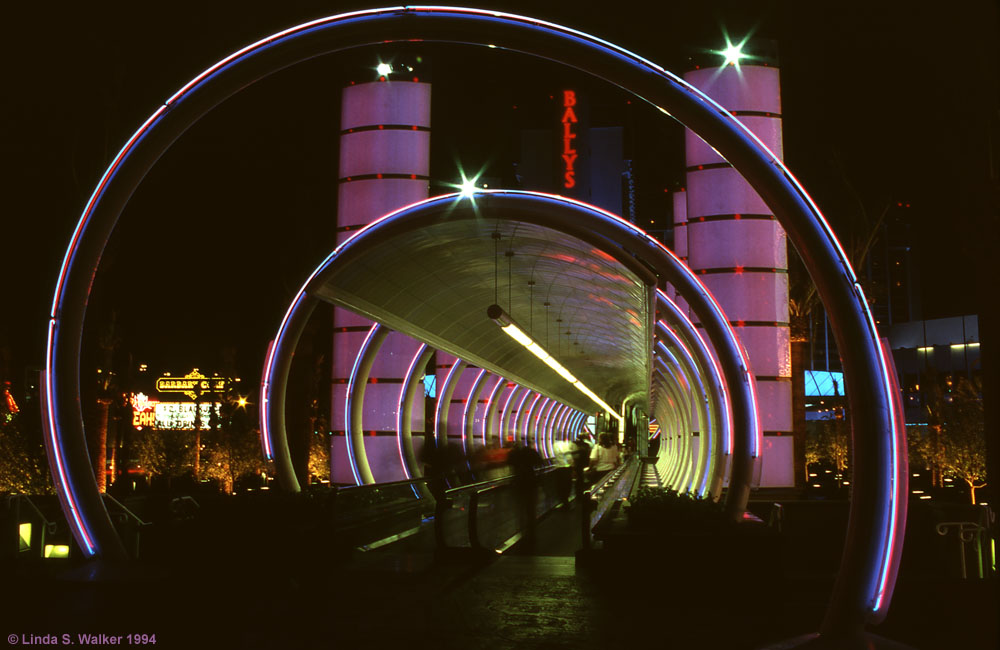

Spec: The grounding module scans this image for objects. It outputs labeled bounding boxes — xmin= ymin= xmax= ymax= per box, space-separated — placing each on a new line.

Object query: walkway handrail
xmin=425 ymin=464 xmax=559 ymax=551
xmin=466 ymin=466 xmax=559 ymax=550
xmin=7 ymin=495 xmax=58 ymax=536
xmin=936 ymin=521 xmax=989 ymax=579
xmin=585 ymin=455 xmax=641 ymax=545
xmin=101 ymin=493 xmax=149 ymax=527
xmin=337 ymin=476 xmax=429 ymax=494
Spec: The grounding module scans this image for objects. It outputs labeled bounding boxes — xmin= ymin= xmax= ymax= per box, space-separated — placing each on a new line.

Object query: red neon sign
xmin=561 ymin=90 xmax=578 ymax=189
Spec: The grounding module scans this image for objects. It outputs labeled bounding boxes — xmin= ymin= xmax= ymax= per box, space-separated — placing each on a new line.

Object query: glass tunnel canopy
xmin=313 ymin=205 xmax=653 ymax=417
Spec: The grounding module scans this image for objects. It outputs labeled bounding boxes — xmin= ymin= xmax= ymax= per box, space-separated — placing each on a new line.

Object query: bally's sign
xmin=155 ymin=369 xmax=226 ymax=400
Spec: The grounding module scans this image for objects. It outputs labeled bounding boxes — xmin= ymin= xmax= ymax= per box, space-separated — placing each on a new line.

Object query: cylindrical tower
xmin=332 ymin=69 xmax=432 ymax=484
xmin=683 ymin=45 xmax=794 ymax=488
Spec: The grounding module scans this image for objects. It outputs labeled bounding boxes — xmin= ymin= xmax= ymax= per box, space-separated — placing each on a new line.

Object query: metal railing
xmin=102 ymin=493 xmax=150 ymax=559
xmin=6 ymin=494 xmax=59 ymax=560
xmin=438 ymin=466 xmax=561 ymax=553
xmin=582 ymin=455 xmax=641 ymax=549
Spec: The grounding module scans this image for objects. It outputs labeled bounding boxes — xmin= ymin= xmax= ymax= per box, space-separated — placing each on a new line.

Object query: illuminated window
xmin=19 ymin=523 xmax=31 ymax=551
xmin=804 ymin=370 xmax=844 ymax=396
xmin=422 ymin=374 xmax=436 ymax=399
xmin=44 ymin=544 xmax=70 ymax=559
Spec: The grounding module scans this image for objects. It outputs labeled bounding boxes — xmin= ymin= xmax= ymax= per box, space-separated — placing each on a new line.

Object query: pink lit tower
xmin=682 ymin=41 xmax=795 ymax=487
xmin=331 ymin=58 xmax=431 ymax=484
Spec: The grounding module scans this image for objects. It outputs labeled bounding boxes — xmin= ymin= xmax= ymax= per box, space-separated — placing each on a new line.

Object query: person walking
xmin=588 ymin=433 xmax=620 ymax=485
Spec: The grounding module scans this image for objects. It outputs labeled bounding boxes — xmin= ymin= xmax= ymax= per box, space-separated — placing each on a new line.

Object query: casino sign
xmin=131 ymin=368 xmax=235 ymax=431
xmin=155 ymin=369 xmax=227 ymax=400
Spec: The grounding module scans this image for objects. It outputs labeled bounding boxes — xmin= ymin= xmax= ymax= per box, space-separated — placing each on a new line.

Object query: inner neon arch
xmin=42 ymin=5 xmax=904 ymax=635
xmin=260 ymin=190 xmax=757 ymax=536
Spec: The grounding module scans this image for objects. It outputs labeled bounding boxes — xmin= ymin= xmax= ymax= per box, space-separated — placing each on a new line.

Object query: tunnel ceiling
xmin=312 ymin=205 xmax=652 ymax=415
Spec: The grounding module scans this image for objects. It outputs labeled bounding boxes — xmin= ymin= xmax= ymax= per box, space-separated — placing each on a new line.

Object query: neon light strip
xmin=553 ymin=406 xmax=570 ymax=445
xmin=498 ymin=384 xmax=521 ymax=444
xmin=653 ymin=386 xmax=674 ymax=483
xmin=655 ymin=327 xmax=719 ymax=496
xmin=566 ymin=411 xmax=577 ymax=439
xmin=513 ymin=390 xmax=533 ymax=444
xmin=260 ymin=289 xmax=309 ymax=465
xmin=654 ymin=367 xmax=689 ymax=491
xmin=655 ymin=369 xmax=686 ymax=490
xmin=40 ymin=360 xmax=95 ymax=556
xmin=656 ymin=343 xmax=691 ymax=393
xmin=650 ymin=379 xmax=671 ymax=480
xmin=540 ymin=399 xmax=558 ymax=457
xmin=546 ymin=404 xmax=560 ymax=449
xmin=563 ymin=408 xmax=576 ymax=441
xmin=482 ymin=375 xmax=506 ymax=446
xmin=654 ymin=369 xmax=681 ymax=486
xmin=344 ymin=323 xmax=380 ymax=486
xmin=653 ymin=356 xmax=687 ymax=487
xmin=462 ymin=369 xmax=488 ymax=454
xmin=396 ymin=343 xmax=430 ymax=480
xmin=871 ymin=324 xmax=903 ymax=614
xmin=525 ymin=394 xmax=544 ymax=447
xmin=49 ymin=106 xmax=168 ymax=317
xmin=562 ymin=410 xmax=575 ymax=442
xmin=656 ymin=289 xmax=736 ymax=457
xmin=548 ymin=405 xmax=563 ymax=447
xmin=259 ymin=340 xmax=276 ymax=459
xmin=434 ymin=359 xmax=463 ymax=444
xmin=657 ymin=341 xmax=710 ymax=497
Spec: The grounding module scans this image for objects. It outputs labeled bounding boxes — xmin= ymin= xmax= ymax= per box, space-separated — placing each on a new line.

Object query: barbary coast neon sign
xmin=155 ymin=369 xmax=225 ymax=400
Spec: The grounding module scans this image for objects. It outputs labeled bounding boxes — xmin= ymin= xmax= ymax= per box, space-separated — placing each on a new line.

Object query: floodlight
xmin=722 ymin=43 xmax=744 ymax=66
xmin=459 ymin=178 xmax=478 ymax=198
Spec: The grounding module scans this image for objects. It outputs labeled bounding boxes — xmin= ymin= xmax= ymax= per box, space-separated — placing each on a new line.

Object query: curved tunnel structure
xmin=41 ymin=5 xmax=905 ymax=636
xmin=260 ymin=192 xmax=758 ymax=511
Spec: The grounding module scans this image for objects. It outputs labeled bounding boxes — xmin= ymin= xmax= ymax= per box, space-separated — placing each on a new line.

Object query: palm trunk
xmin=93 ymin=398 xmax=112 ymax=493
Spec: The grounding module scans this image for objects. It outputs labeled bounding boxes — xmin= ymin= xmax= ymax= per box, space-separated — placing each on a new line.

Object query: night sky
xmin=2 ymin=0 xmax=997 ymax=387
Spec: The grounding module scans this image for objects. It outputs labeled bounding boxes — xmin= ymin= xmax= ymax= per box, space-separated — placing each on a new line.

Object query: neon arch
xmin=42 ymin=6 xmax=904 ymax=635
xmin=260 ymin=190 xmax=758 ymax=527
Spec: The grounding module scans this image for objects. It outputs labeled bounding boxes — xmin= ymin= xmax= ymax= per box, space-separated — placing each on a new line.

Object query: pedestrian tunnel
xmin=260 ymin=191 xmax=760 ymax=518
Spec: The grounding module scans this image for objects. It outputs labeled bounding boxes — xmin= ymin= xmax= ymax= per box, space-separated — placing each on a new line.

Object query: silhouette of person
xmin=508 ymin=442 xmax=543 ymax=549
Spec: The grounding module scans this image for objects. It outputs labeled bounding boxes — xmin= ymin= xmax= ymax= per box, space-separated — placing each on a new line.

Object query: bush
xmin=625 ymin=486 xmax=727 ymax=530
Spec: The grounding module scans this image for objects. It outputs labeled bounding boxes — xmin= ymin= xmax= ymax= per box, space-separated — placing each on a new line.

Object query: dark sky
xmin=2 ymin=0 xmax=997 ymax=385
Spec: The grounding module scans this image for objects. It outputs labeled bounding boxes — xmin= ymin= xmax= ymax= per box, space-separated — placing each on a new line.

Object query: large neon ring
xmin=44 ymin=6 xmax=903 ymax=633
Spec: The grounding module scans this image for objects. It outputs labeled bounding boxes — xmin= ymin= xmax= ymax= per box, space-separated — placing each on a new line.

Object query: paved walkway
xmin=2 ymin=498 xmax=995 ymax=649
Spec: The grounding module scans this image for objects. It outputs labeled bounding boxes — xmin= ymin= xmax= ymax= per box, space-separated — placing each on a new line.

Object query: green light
xmin=43 ymin=544 xmax=70 ymax=559
xmin=18 ymin=523 xmax=31 ymax=551
xmin=459 ymin=178 xmax=478 ymax=198
xmin=722 ymin=43 xmax=744 ymax=66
